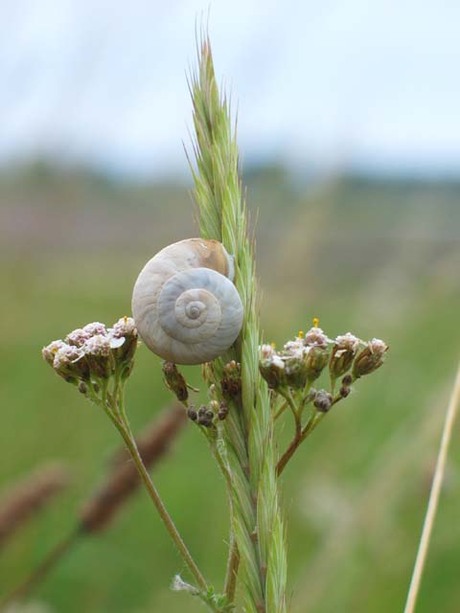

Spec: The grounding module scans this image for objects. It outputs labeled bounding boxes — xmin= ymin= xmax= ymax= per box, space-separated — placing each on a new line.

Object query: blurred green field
xmin=0 ymin=166 xmax=459 ymax=612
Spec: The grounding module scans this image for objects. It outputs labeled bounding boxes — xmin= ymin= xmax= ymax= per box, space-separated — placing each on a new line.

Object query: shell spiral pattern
xmin=131 ymin=238 xmax=244 ymax=364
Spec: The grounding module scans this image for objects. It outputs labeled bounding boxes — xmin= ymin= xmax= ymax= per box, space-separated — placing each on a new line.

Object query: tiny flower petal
xmin=83 ymin=334 xmax=111 ymax=357
xmin=42 ymin=340 xmax=66 ymax=365
xmin=111 ymin=316 xmax=136 ymax=338
xmin=82 ymin=322 xmax=107 ymax=337
xmin=66 ymin=328 xmax=91 ymax=347
xmin=304 ymin=327 xmax=329 ymax=347
xmin=108 ymin=335 xmax=126 ymax=349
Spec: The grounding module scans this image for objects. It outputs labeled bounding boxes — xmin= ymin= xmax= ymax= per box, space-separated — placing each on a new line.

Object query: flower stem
xmin=206 ymin=428 xmax=240 ymax=603
xmin=106 ymin=410 xmax=208 ymax=592
xmin=276 ymin=412 xmax=325 ymax=477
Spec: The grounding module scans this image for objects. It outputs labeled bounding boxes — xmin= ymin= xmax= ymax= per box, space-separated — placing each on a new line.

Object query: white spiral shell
xmin=131 ymin=238 xmax=244 ymax=365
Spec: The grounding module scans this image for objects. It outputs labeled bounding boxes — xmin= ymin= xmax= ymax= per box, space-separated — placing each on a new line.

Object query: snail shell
xmin=131 ymin=238 xmax=244 ymax=365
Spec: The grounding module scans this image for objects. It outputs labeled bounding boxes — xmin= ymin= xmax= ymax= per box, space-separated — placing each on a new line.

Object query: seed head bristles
xmin=0 ymin=463 xmax=69 ymax=551
xmin=190 ymin=37 xmax=287 ymax=612
xmin=80 ymin=405 xmax=187 ymax=533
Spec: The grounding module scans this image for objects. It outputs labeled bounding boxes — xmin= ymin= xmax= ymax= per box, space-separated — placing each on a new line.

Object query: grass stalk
xmin=190 ymin=37 xmax=287 ymax=612
xmin=403 ymin=360 xmax=460 ymax=613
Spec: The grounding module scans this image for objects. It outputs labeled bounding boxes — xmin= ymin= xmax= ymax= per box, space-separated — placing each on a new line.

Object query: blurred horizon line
xmin=2 ymin=156 xmax=460 ymax=188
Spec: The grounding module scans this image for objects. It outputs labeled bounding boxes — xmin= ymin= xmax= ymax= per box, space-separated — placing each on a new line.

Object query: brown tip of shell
xmin=189 ymin=238 xmax=231 ymax=278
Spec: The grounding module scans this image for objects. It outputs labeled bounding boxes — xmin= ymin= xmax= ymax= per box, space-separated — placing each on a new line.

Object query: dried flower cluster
xmin=258 ymin=325 xmax=388 ymax=475
xmin=260 ymin=326 xmax=388 ymax=396
xmin=42 ymin=317 xmax=138 ymax=401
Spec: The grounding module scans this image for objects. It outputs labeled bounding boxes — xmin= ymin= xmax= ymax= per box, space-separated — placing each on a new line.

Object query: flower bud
xmin=78 ymin=381 xmax=89 ymax=394
xmin=259 ymin=345 xmax=286 ymax=390
xmin=284 ymin=354 xmax=308 ymax=389
xmin=221 ymin=360 xmax=242 ymax=399
xmin=187 ymin=407 xmax=198 ymax=422
xmin=197 ymin=405 xmax=213 ymax=427
xmin=313 ymin=390 xmax=333 ymax=413
xmin=162 ymin=362 xmax=188 ymax=402
xmin=329 ymin=333 xmax=360 ymax=380
xmin=109 ymin=316 xmax=138 ymax=367
xmin=42 ymin=340 xmax=66 ymax=366
xmin=218 ymin=401 xmax=229 ymax=420
xmin=304 ymin=345 xmax=330 ymax=382
xmin=352 ymin=338 xmax=388 ymax=378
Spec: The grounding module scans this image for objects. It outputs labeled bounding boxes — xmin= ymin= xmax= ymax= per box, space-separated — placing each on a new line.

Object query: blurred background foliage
xmin=0 ymin=163 xmax=459 ymax=612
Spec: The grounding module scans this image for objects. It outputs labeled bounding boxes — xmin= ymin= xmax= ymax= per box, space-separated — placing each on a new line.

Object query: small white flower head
xmin=108 ymin=316 xmax=138 ymax=367
xmin=304 ymin=326 xmax=329 ymax=347
xmin=260 ymin=344 xmax=275 ymax=361
xmin=66 ymin=323 xmax=107 ymax=347
xmin=283 ymin=339 xmax=305 ymax=357
xmin=368 ymin=338 xmax=388 ymax=356
xmin=53 ymin=345 xmax=84 ymax=370
xmin=43 ymin=318 xmax=138 ymax=391
xmin=52 ymin=344 xmax=88 ymax=381
xmin=329 ymin=332 xmax=361 ymax=380
xmin=83 ymin=334 xmax=113 ymax=379
xmin=259 ymin=344 xmax=285 ymax=369
xmin=334 ymin=332 xmax=360 ymax=353
xmin=259 ymin=344 xmax=286 ymax=389
xmin=353 ymin=338 xmax=389 ymax=378
xmin=82 ymin=322 xmax=107 ymax=337
xmin=83 ymin=334 xmax=111 ymax=357
xmin=65 ymin=328 xmax=91 ymax=347
xmin=111 ymin=316 xmax=136 ymax=338
xmin=42 ymin=340 xmax=66 ymax=366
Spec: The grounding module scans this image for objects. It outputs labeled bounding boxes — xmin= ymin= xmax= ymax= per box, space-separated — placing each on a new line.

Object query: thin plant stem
xmin=280 ymin=389 xmax=300 ymax=424
xmin=274 ymin=399 xmax=288 ymax=421
xmin=106 ymin=409 xmax=208 ymax=593
xmin=206 ymin=428 xmax=240 ymax=603
xmin=276 ymin=412 xmax=325 ymax=477
xmin=0 ymin=530 xmax=79 ymax=608
xmin=403 ymin=361 xmax=460 ymax=613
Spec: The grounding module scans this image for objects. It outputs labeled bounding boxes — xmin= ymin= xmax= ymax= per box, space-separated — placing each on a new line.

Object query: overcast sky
xmin=1 ymin=0 xmax=459 ymax=179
